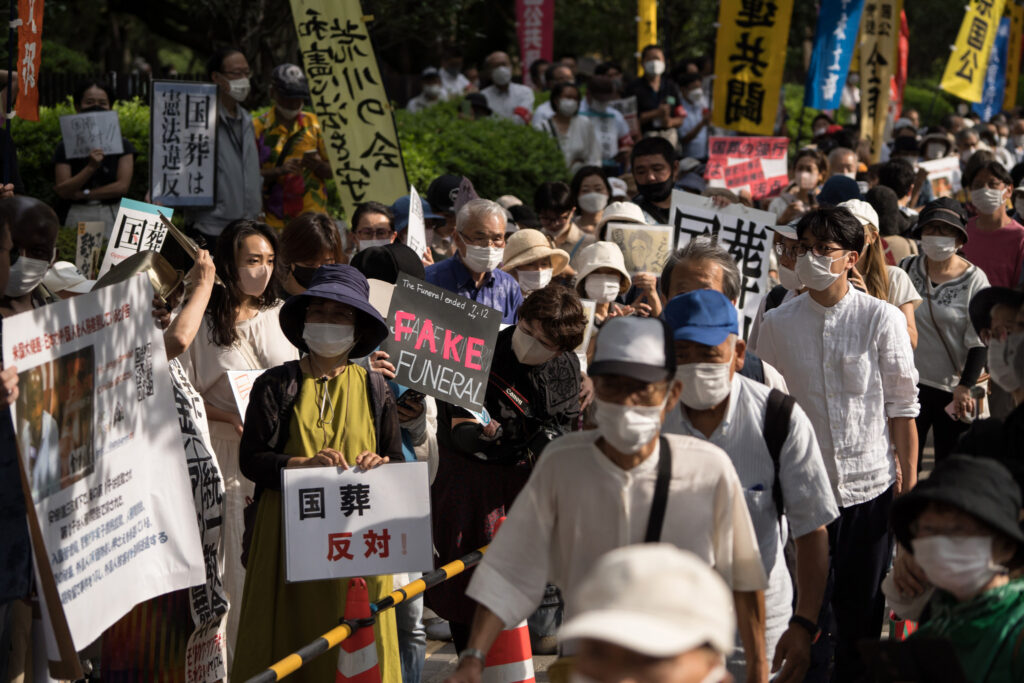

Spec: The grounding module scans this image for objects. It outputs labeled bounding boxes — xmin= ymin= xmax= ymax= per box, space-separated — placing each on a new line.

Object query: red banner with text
xmin=516 ymin=0 xmax=554 ymax=87
xmin=15 ymin=0 xmax=44 ymax=121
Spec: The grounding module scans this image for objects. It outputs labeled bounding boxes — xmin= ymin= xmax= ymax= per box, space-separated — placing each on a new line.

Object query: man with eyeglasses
xmin=184 ymin=47 xmax=262 ymax=252
xmin=534 ymin=181 xmax=594 ymax=274
xmin=753 ymin=206 xmax=920 ymax=683
xmin=425 ymin=198 xmax=522 ymax=324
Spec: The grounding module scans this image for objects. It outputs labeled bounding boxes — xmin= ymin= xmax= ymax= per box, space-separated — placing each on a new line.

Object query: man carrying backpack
xmin=663 ymin=290 xmax=838 ymax=683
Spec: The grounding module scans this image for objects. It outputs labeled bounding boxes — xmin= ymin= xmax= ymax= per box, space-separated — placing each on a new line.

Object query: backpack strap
xmin=365 ymin=367 xmax=390 ymax=448
xmin=764 ymin=284 xmax=788 ymax=312
xmin=762 ymin=389 xmax=795 ymax=521
xmin=644 ymin=437 xmax=672 ymax=543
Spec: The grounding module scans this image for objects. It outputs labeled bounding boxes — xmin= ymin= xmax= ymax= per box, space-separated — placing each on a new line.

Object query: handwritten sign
xmin=15 ymin=0 xmax=44 ymax=121
xmin=227 ymin=370 xmax=266 ymax=421
xmin=705 ymin=136 xmax=789 ymax=200
xmin=380 ymin=275 xmax=500 ymax=412
xmin=606 ymin=222 xmax=673 ymax=275
xmin=76 ymin=222 xmax=105 ymax=280
xmin=858 ymin=0 xmax=898 ymax=162
xmin=97 ymin=199 xmax=175 ymax=278
xmin=282 ymin=462 xmax=432 ymax=582
xmin=405 ymin=185 xmax=427 ymax=260
xmin=58 ymin=111 xmax=124 ymax=159
xmin=919 ymin=157 xmax=962 ymax=199
xmin=150 ymin=81 xmax=218 ymax=207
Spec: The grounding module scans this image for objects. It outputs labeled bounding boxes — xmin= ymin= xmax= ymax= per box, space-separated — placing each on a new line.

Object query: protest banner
xmin=75 ymin=221 xmax=105 ymax=280
xmin=228 ymin=369 xmax=266 ymax=421
xmin=58 ymin=111 xmax=124 ymax=159
xmin=405 ymin=185 xmax=428 ymax=260
xmin=804 ymin=0 xmax=866 ymax=110
xmin=97 ymin=198 xmax=175 ymax=278
xmin=606 ymin=222 xmax=673 ymax=275
xmin=712 ymin=0 xmax=794 ymax=136
xmin=291 ymin=0 xmax=408 ymax=219
xmin=892 ymin=5 xmax=909 ymax=118
xmin=940 ymin=0 xmax=1008 ymax=103
xmin=705 ymin=136 xmax=789 ymax=200
xmin=637 ymin=0 xmax=657 ymax=75
xmin=15 ymin=0 xmax=44 ymax=121
xmin=973 ymin=16 xmax=1010 ymax=120
xmin=919 ymin=157 xmax=962 ymax=199
xmin=5 ymin=276 xmax=205 ymax=650
xmin=608 ymin=96 xmax=641 ymax=137
xmin=380 ymin=275 xmax=500 ymax=412
xmin=1005 ymin=2 xmax=1023 ymax=110
xmin=150 ymin=81 xmax=218 ymax=207
xmin=282 ymin=462 xmax=432 ymax=582
xmin=859 ymin=0 xmax=899 ymax=162
xmin=516 ymin=0 xmax=554 ymax=87
xmin=670 ymin=191 xmax=773 ymax=338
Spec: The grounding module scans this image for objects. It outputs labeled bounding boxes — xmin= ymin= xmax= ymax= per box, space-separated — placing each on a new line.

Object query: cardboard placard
xmin=97 ymin=199 xmax=175 ymax=278
xmin=58 ymin=111 xmax=124 ymax=159
xmin=405 ymin=185 xmax=428 ymax=260
xmin=150 ymin=81 xmax=218 ymax=207
xmin=605 ymin=222 xmax=674 ymax=275
xmin=705 ymin=136 xmax=790 ymax=200
xmin=227 ymin=370 xmax=266 ymax=420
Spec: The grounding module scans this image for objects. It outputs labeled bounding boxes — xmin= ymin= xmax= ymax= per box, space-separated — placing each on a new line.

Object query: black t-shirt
xmin=625 ymin=77 xmax=683 ymax=132
xmin=53 ymin=137 xmax=136 ymax=201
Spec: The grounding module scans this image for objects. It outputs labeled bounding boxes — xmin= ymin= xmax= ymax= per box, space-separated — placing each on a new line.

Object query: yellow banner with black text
xmin=940 ymin=0 xmax=1008 ymax=103
xmin=859 ymin=0 xmax=900 ymax=163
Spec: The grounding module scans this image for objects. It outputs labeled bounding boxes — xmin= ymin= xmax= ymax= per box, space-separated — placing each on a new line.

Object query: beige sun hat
xmin=501 ymin=228 xmax=570 ymax=275
xmin=596 ymin=200 xmax=648 ymax=238
xmin=574 ymin=241 xmax=631 ymax=296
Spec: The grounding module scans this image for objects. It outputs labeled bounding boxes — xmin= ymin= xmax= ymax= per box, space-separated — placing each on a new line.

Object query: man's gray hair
xmin=659 ymin=237 xmax=742 ymax=302
xmin=456 ymin=198 xmax=507 ymax=234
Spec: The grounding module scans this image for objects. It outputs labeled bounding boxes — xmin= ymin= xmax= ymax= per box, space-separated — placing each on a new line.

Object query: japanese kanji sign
xmin=290 ymin=0 xmax=408 ymax=218
xmin=227 ymin=370 xmax=266 ymax=420
xmin=670 ymin=191 xmax=773 ymax=338
xmin=973 ymin=16 xmax=1011 ymax=120
xmin=75 ymin=221 xmax=105 ymax=280
xmin=380 ymin=275 xmax=501 ymax=412
xmin=804 ymin=0 xmax=866 ymax=110
xmin=150 ymin=81 xmax=218 ymax=207
xmin=712 ymin=0 xmax=794 ymax=136
xmin=940 ymin=0 xmax=1008 ymax=103
xmin=516 ymin=0 xmax=554 ymax=87
xmin=58 ymin=111 xmax=124 ymax=159
xmin=405 ymin=185 xmax=428 ymax=261
xmin=705 ymin=136 xmax=789 ymax=201
xmin=1005 ymin=2 xmax=1023 ymax=109
xmin=97 ymin=199 xmax=174 ymax=278
xmin=15 ymin=0 xmax=44 ymax=121
xmin=282 ymin=462 xmax=432 ymax=582
xmin=859 ymin=0 xmax=899 ymax=162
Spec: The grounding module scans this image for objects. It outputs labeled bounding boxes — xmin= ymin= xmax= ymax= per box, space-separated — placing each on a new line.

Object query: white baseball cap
xmin=839 ymin=198 xmax=879 ymax=233
xmin=771 ymin=219 xmax=799 ymax=240
xmin=42 ymin=261 xmax=94 ymax=295
xmin=597 ymin=201 xmax=647 ymax=234
xmin=589 ymin=316 xmax=675 ymax=383
xmin=559 ymin=544 xmax=735 ymax=657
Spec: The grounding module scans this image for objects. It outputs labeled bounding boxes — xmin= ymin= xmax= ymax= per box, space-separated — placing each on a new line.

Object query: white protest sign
xmin=405 ymin=185 xmax=428 ymax=260
xmin=150 ymin=81 xmax=218 ymax=207
xmin=919 ymin=157 xmax=962 ymax=198
xmin=608 ymin=95 xmax=640 ymax=137
xmin=75 ymin=222 xmax=105 ymax=280
xmin=97 ymin=199 xmax=175 ymax=278
xmin=227 ymin=370 xmax=266 ymax=421
xmin=58 ymin=110 xmax=124 ymax=159
xmin=605 ymin=222 xmax=674 ymax=275
xmin=4 ymin=276 xmax=204 ymax=649
xmin=282 ymin=462 xmax=432 ymax=583
xmin=574 ymin=299 xmax=597 ymax=373
xmin=669 ymin=190 xmax=773 ymax=339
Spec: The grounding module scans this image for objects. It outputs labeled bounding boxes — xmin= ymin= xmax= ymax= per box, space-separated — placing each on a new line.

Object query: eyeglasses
xmin=356 ymin=228 xmax=393 ymax=240
xmin=796 ymin=243 xmax=846 ymax=257
xmin=773 ymin=243 xmax=799 ymax=259
xmin=538 ymin=212 xmax=573 ymax=226
xmin=459 ymin=232 xmax=505 ymax=247
xmin=220 ymin=69 xmax=251 ymax=79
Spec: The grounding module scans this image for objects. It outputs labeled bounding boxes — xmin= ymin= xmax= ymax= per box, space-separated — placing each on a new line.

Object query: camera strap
xmin=488 ymin=373 xmax=534 ymax=420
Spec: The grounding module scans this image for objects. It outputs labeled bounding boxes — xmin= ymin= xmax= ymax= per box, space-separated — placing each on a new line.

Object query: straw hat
xmin=574 ymin=241 xmax=631 ymax=296
xmin=501 ymin=229 xmax=569 ymax=275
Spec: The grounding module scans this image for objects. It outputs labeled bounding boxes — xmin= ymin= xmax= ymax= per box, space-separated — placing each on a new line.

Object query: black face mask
xmin=291 ymin=265 xmax=318 ymax=289
xmin=637 ymin=177 xmax=674 ymax=203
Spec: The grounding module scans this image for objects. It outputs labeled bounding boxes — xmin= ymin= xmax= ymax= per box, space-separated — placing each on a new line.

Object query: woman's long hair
xmin=856 ymin=228 xmax=890 ymax=302
xmin=206 ymin=219 xmax=281 ymax=347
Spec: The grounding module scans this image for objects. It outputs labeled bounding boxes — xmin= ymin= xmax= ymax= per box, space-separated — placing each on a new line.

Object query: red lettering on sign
xmin=414 ymin=318 xmax=437 ymax=353
xmin=394 ymin=310 xmax=415 ymax=340
xmin=465 ymin=337 xmax=484 ymax=370
xmin=442 ymin=329 xmax=463 ymax=363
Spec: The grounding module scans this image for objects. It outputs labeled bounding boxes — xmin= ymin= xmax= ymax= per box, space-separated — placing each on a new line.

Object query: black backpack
xmin=763 ymin=388 xmax=796 ymax=520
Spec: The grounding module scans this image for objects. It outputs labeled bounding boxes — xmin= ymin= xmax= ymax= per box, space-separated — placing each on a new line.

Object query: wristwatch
xmin=789 ymin=615 xmax=822 ymax=643
xmin=458 ymin=648 xmax=487 ymax=667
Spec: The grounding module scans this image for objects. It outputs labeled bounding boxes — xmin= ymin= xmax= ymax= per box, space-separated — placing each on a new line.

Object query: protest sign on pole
xmin=380 ymin=275 xmax=500 ymax=412
xmin=150 ymin=81 xmax=218 ymax=207
xmin=58 ymin=111 xmax=124 ymax=159
xmin=15 ymin=0 xmax=43 ymax=121
xmin=227 ymin=369 xmax=266 ymax=421
xmin=608 ymin=95 xmax=641 ymax=137
xmin=973 ymin=16 xmax=1011 ymax=120
xmin=712 ymin=0 xmax=794 ymax=136
xmin=891 ymin=3 xmax=909 ymax=118
xmin=670 ymin=191 xmax=773 ymax=338
xmin=4 ymin=276 xmax=205 ymax=650
xmin=804 ymin=0 xmax=866 ymax=110
xmin=705 ymin=136 xmax=789 ymax=201
xmin=516 ymin=0 xmax=554 ymax=87
xmin=405 ymin=185 xmax=427 ymax=261
xmin=282 ymin=462 xmax=432 ymax=582
xmin=605 ymin=222 xmax=674 ymax=275
xmin=918 ymin=157 xmax=962 ymax=198
xmin=940 ymin=0 xmax=1008 ymax=103
xmin=97 ymin=199 xmax=175 ymax=278
xmin=75 ymin=221 xmax=105 ymax=280
xmin=859 ymin=0 xmax=899 ymax=163
xmin=637 ymin=0 xmax=657 ymax=75
xmin=291 ymin=0 xmax=408 ymax=219
xmin=1005 ymin=3 xmax=1024 ymax=110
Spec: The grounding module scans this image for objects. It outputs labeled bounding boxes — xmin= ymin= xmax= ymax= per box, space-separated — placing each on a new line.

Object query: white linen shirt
xmin=466 ymin=431 xmax=767 ymax=628
xmin=754 ymin=286 xmax=920 ymax=508
xmin=482 ymin=83 xmax=535 ymax=123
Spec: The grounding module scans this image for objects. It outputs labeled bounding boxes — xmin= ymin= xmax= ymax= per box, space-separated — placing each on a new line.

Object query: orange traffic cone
xmin=336 ymin=578 xmax=382 ymax=683
xmin=482 ymin=517 xmax=536 ymax=683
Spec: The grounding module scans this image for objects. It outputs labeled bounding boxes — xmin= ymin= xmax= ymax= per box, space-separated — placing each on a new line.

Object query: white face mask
xmin=517 ymin=268 xmax=553 ymax=295
xmin=643 ymin=59 xmax=666 ymax=76
xmin=796 ymin=170 xmax=817 ymax=191
xmin=961 ymin=148 xmax=977 ymax=163
xmin=578 ymin=192 xmax=608 ymax=214
xmin=511 ymin=326 xmax=558 ymax=365
xmin=357 ymin=238 xmax=392 ymax=252
xmin=841 ymin=170 xmax=858 ymax=180
xmin=921 ymin=235 xmax=958 ymax=262
xmin=491 ymin=65 xmax=512 ymax=86
xmin=795 ymin=251 xmax=845 ymax=291
xmin=676 ymin=361 xmax=733 ymax=410
xmin=911 ymin=535 xmax=1005 ymax=601
xmin=988 ymin=331 xmax=1024 ymax=392
xmin=227 ymin=76 xmax=251 ymax=102
xmin=685 ymin=88 xmax=704 ymax=105
xmin=303 ymin=322 xmax=356 ymax=358
xmin=461 ymin=243 xmax=504 ymax=273
xmin=585 ymin=273 xmax=621 ymax=303
xmin=925 ymin=142 xmax=947 ymax=160
xmin=594 ymin=397 xmax=665 ymax=453
xmin=424 ymin=84 xmax=443 ymax=98
xmin=588 ymin=99 xmax=609 ymax=114
xmin=813 ymin=126 xmax=828 ymax=137
xmin=6 ymin=256 xmax=51 ymax=297
xmin=556 ymin=98 xmax=579 ymax=117
xmin=970 ymin=187 xmax=1007 ymax=215
xmin=777 ymin=263 xmax=802 ymax=291
xmin=276 ymin=103 xmax=301 ymax=119
xmin=237 ymin=264 xmax=272 ymax=297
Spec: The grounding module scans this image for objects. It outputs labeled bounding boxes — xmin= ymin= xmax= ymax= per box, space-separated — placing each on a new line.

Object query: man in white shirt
xmin=480 ymin=51 xmax=535 ymax=125
xmin=406 ymin=67 xmax=447 ymax=113
xmin=530 ymin=63 xmax=574 ymax=128
xmin=754 ymin=206 xmax=920 ymax=683
xmin=580 ymin=75 xmax=633 ymax=169
xmin=440 ymin=48 xmax=472 ymax=98
xmin=663 ymin=289 xmax=839 ymax=683
xmin=444 ymin=317 xmax=770 ymax=683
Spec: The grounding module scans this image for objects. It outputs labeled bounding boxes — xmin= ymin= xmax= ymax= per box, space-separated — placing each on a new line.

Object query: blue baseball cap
xmin=664 ymin=290 xmax=738 ymax=347
xmin=391 ymin=194 xmax=442 ymax=232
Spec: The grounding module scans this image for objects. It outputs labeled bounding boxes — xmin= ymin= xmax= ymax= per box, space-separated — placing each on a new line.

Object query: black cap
xmin=349 ymin=243 xmax=425 ymax=285
xmin=818 ymin=175 xmax=861 ymax=207
xmin=466 ymin=92 xmax=492 ymax=115
xmin=427 ymin=174 xmax=462 ymax=214
xmin=968 ymin=286 xmax=1024 ymax=335
xmin=271 ymin=63 xmax=309 ymax=99
xmin=507 ymin=204 xmax=541 ymax=231
xmin=912 ymin=197 xmax=969 ymax=242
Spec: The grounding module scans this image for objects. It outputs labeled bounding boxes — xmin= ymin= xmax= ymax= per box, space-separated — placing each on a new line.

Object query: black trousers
xmin=915 ymin=383 xmax=970 ymax=466
xmin=807 ymin=485 xmax=895 ymax=683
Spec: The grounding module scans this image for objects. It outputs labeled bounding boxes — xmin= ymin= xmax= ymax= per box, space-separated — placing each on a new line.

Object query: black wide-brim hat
xmin=279 ymin=264 xmax=388 ymax=358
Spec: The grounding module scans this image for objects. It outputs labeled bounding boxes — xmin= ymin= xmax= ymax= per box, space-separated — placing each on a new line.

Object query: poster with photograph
xmin=919 ymin=157 xmax=962 ymax=199
xmin=606 ymin=222 xmax=673 ymax=275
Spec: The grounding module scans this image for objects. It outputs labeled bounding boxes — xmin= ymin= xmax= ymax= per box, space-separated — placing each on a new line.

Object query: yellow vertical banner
xmin=859 ymin=0 xmax=899 ymax=163
xmin=711 ymin=0 xmax=794 ymax=136
xmin=940 ymin=0 xmax=1008 ymax=102
xmin=290 ymin=0 xmax=408 ymax=219
xmin=1004 ymin=3 xmax=1023 ymax=109
xmin=637 ymin=0 xmax=657 ymax=75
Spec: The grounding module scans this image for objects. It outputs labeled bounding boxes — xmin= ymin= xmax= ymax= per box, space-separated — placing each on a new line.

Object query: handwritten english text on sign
xmin=59 ymin=111 xmax=124 ymax=159
xmin=150 ymin=81 xmax=218 ymax=207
